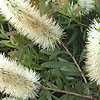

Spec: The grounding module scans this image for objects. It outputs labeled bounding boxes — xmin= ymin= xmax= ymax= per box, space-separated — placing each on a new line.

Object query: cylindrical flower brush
xmin=78 ymin=0 xmax=95 ymax=15
xmin=0 ymin=0 xmax=64 ymax=49
xmin=0 ymin=54 xmax=40 ymax=99
xmin=86 ymin=19 xmax=100 ymax=85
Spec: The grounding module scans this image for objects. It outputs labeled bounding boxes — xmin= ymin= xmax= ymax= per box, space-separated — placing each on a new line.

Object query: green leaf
xmin=13 ymin=34 xmax=27 ymax=45
xmin=47 ymin=82 xmax=59 ymax=89
xmin=40 ymin=49 xmax=54 ymax=55
xmin=67 ymin=30 xmax=78 ymax=45
xmin=51 ymin=3 xmax=67 ymax=15
xmin=58 ymin=57 xmax=70 ymax=62
xmin=64 ymin=24 xmax=79 ymax=29
xmin=47 ymin=91 xmax=52 ymax=100
xmin=10 ymin=36 xmax=14 ymax=45
xmin=0 ymin=34 xmax=8 ymax=39
xmin=56 ymin=77 xmax=63 ymax=89
xmin=0 ymin=23 xmax=6 ymax=35
xmin=56 ymin=0 xmax=63 ymax=8
xmin=52 ymin=95 xmax=59 ymax=100
xmin=60 ymin=94 xmax=74 ymax=100
xmin=10 ymin=49 xmax=22 ymax=59
xmin=42 ymin=61 xmax=80 ymax=76
xmin=8 ymin=50 xmax=17 ymax=56
xmin=27 ymin=48 xmax=33 ymax=68
xmin=49 ymin=48 xmax=64 ymax=59
xmin=75 ymin=81 xmax=84 ymax=94
xmin=38 ymin=94 xmax=47 ymax=100
xmin=3 ymin=40 xmax=15 ymax=48
xmin=79 ymin=47 xmax=86 ymax=63
xmin=73 ymin=40 xmax=77 ymax=56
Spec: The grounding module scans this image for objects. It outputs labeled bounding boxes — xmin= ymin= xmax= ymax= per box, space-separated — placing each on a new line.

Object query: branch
xmin=41 ymin=86 xmax=95 ymax=100
xmin=61 ymin=43 xmax=87 ymax=83
xmin=73 ymin=19 xmax=88 ymax=27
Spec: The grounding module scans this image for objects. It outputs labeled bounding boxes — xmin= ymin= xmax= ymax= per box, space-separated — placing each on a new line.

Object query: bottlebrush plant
xmin=0 ymin=0 xmax=100 ymax=100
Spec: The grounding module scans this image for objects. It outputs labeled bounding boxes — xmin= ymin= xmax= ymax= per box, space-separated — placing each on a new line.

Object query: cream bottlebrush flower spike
xmin=86 ymin=19 xmax=100 ymax=85
xmin=0 ymin=0 xmax=64 ymax=49
xmin=0 ymin=54 xmax=40 ymax=99
xmin=78 ymin=0 xmax=95 ymax=15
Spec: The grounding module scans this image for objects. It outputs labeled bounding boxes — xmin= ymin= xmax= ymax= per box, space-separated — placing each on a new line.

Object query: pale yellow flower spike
xmin=86 ymin=19 xmax=100 ymax=85
xmin=0 ymin=0 xmax=64 ymax=49
xmin=0 ymin=54 xmax=40 ymax=99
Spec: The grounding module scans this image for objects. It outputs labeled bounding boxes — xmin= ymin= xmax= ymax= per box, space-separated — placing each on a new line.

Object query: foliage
xmin=0 ymin=0 xmax=100 ymax=100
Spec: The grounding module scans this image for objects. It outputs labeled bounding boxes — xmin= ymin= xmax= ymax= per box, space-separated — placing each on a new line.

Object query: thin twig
xmin=41 ymin=86 xmax=95 ymax=100
xmin=73 ymin=19 xmax=88 ymax=27
xmin=61 ymin=43 xmax=87 ymax=83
